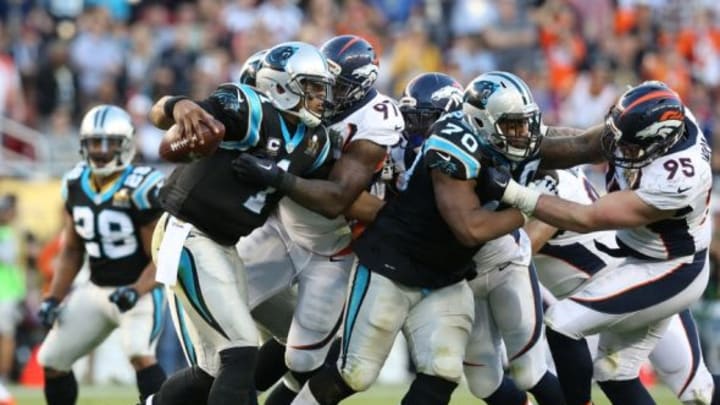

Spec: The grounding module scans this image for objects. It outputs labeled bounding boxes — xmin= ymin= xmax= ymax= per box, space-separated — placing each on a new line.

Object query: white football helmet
xmin=463 ymin=71 xmax=543 ymax=162
xmin=79 ymin=105 xmax=135 ymax=176
xmin=255 ymin=42 xmax=335 ymax=127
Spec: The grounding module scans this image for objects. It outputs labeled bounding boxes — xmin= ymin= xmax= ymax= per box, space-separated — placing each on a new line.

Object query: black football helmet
xmin=399 ymin=72 xmax=463 ymax=137
xmin=320 ymin=35 xmax=379 ymax=115
xmin=601 ymin=81 xmax=686 ymax=169
xmin=237 ymin=49 xmax=268 ymax=87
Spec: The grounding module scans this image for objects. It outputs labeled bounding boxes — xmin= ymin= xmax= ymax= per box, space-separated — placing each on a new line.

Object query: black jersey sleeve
xmin=422 ymin=117 xmax=482 ymax=180
xmin=197 ymin=83 xmax=266 ymax=149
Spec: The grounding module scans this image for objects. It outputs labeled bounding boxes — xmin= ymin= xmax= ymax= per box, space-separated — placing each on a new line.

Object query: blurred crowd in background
xmin=4 ymin=0 xmax=720 ymax=388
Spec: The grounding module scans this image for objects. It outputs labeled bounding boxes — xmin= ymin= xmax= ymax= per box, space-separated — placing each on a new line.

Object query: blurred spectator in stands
xmin=256 ymin=0 xmax=302 ymax=43
xmin=127 ymin=94 xmax=162 ymax=164
xmin=86 ymin=0 xmax=131 ymax=23
xmin=222 ymin=0 xmax=257 ymax=35
xmin=34 ymin=40 xmax=80 ymax=126
xmin=450 ymin=0 xmax=497 ymax=37
xmin=297 ymin=0 xmax=338 ymax=46
xmin=559 ymin=56 xmax=618 ymax=128
xmin=0 ymin=195 xmax=25 ymax=385
xmin=483 ymin=0 xmax=538 ymax=71
xmin=676 ymin=6 xmax=720 ymax=88
xmin=124 ymin=23 xmax=157 ymax=96
xmin=155 ymin=24 xmax=197 ymax=97
xmin=69 ymin=6 xmax=124 ymax=110
xmin=537 ymin=1 xmax=586 ymax=96
xmin=388 ymin=18 xmax=443 ymax=95
xmin=447 ymin=34 xmax=495 ymax=85
xmin=44 ymin=107 xmax=79 ymax=171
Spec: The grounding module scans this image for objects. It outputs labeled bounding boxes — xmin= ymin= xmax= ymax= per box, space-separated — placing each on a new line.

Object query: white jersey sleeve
xmin=277 ymin=91 xmax=404 ymax=255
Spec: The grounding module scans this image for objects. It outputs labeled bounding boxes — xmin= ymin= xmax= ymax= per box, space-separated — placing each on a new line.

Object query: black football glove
xmin=231 ymin=154 xmax=295 ymax=192
xmin=109 ymin=286 xmax=140 ymax=312
xmin=476 ymin=165 xmax=512 ymax=202
xmin=38 ymin=297 xmax=60 ymax=328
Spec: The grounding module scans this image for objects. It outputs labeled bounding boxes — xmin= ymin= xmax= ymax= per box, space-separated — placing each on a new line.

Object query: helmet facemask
xmin=80 ymin=134 xmax=135 ymax=177
xmin=79 ymin=105 xmax=136 ymax=177
xmin=487 ymin=109 xmax=543 ymax=161
xmin=601 ymin=107 xmax=684 ymax=169
xmin=288 ymin=74 xmax=334 ymax=127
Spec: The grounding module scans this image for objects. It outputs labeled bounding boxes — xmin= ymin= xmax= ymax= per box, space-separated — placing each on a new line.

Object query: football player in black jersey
xmin=145 ymin=42 xmax=334 ymax=405
xmin=36 ymin=105 xmax=167 ymax=405
xmin=279 ymin=76 xmax=532 ymax=404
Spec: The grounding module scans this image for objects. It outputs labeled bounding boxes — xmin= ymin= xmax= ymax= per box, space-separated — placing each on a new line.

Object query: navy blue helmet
xmin=320 ymin=35 xmax=379 ymax=115
xmin=399 ymin=72 xmax=463 ymax=138
xmin=602 ymin=81 xmax=686 ymax=169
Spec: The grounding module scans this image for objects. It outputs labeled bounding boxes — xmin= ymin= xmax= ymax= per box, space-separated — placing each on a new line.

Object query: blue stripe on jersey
xmin=487 ymin=72 xmax=531 ymax=105
xmin=219 ymin=85 xmax=263 ymax=150
xmin=677 ymin=309 xmax=701 ymax=396
xmin=149 ymin=287 xmax=165 ymax=344
xmin=174 ymin=296 xmax=197 ymax=366
xmin=177 ymin=248 xmax=229 ymax=339
xmin=509 ymin=262 xmax=544 ymax=361
xmin=80 ymin=165 xmax=133 ymax=205
xmin=132 ymin=170 xmax=164 ymax=210
xmin=647 ymin=216 xmax=695 ymax=258
xmin=342 ymin=264 xmax=371 ymax=369
xmin=307 ymin=134 xmax=331 ymax=174
xmin=279 ymin=114 xmax=305 ymax=153
xmin=538 ymin=242 xmax=607 ymax=276
xmin=570 ymin=249 xmax=707 ymax=314
xmin=423 ymin=135 xmax=480 ymax=177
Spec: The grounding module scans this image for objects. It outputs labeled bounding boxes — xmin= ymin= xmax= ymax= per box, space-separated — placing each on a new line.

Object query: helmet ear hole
xmin=276 ymin=84 xmax=285 ymax=94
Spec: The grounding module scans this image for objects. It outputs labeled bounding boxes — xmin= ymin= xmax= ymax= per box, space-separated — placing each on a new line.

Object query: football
xmin=158 ymin=120 xmax=225 ymax=162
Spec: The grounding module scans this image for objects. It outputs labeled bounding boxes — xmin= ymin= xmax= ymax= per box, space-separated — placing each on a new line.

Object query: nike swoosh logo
xmin=394 ymin=125 xmax=403 ymax=131
xmin=677 ymin=186 xmax=691 ymax=193
xmin=437 ymin=152 xmax=452 ymax=162
xmin=257 ymin=163 xmax=273 ymax=170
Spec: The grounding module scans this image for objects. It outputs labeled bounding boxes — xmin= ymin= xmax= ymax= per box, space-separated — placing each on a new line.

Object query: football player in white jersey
xmin=460 ymin=72 xmax=565 ymax=405
xmin=37 ymin=105 xmax=167 ymax=405
xmin=528 ymin=168 xmax=720 ymax=405
xmin=481 ymin=81 xmax=712 ymax=404
xmin=233 ymin=35 xmax=403 ymax=404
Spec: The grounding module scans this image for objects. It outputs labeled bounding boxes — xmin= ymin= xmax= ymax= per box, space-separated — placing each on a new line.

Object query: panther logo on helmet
xmin=266 ymin=45 xmax=299 ymax=69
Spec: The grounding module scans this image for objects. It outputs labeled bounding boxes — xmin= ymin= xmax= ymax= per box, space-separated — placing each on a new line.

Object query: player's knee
xmin=593 ymin=354 xmax=638 ymax=382
xmin=339 ymin=358 xmax=381 ymax=392
xmin=464 ymin=365 xmax=503 ymax=399
xmin=38 ymin=346 xmax=70 ymax=372
xmin=285 ymin=347 xmax=325 ymax=373
xmin=509 ymin=364 xmax=544 ymax=391
xmin=508 ymin=352 xmax=547 ymax=390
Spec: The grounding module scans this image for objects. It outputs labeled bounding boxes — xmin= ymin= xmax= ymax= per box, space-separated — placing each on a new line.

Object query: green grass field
xmin=9 ymin=383 xmax=680 ymax=404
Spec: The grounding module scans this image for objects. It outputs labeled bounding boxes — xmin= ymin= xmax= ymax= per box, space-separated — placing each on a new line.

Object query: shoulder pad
xmin=61 ymin=163 xmax=87 ymax=202
xmin=127 ymin=166 xmax=165 ymax=210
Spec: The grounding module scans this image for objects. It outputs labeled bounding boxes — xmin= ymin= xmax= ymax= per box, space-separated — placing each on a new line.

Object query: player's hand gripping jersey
xmin=159 ymin=84 xmax=330 ymax=245
xmin=61 ymin=162 xmax=164 ymax=286
xmin=354 ymin=111 xmax=486 ymax=288
xmin=277 ymin=89 xmax=402 ymax=255
xmin=605 ymin=111 xmax=712 ymax=259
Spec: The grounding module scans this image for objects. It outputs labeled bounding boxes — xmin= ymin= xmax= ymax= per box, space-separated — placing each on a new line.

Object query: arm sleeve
xmin=423 ymin=134 xmax=481 ymax=180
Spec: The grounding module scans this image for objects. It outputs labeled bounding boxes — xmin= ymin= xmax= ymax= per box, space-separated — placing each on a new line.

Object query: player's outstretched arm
xmin=539 ymin=124 xmax=605 ymax=169
xmin=46 ymin=211 xmax=85 ymax=301
xmin=530 ymin=190 xmax=674 ymax=233
xmin=433 ymin=170 xmax=525 ymax=247
xmin=286 ymin=140 xmax=388 ymax=218
xmin=234 ymin=139 xmax=388 ymax=218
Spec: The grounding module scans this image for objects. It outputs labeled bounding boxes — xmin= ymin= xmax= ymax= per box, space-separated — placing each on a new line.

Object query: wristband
xmin=502 ymin=179 xmax=541 ymax=216
xmin=163 ymin=96 xmax=190 ymax=119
